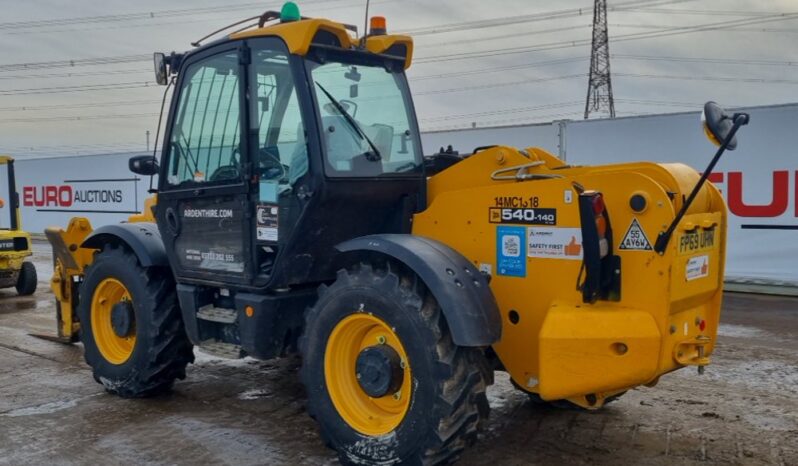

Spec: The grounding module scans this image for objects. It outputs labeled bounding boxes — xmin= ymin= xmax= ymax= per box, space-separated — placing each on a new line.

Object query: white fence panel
xmin=3 ymin=103 xmax=795 ymax=285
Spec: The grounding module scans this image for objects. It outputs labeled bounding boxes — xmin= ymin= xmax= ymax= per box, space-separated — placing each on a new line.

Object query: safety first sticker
xmin=527 ymin=227 xmax=583 ymax=260
xmin=496 ymin=226 xmax=526 ymax=277
xmin=256 ymin=203 xmax=279 ymax=242
xmin=686 ymin=255 xmax=709 ymax=281
xmin=619 ymin=218 xmax=652 ymax=251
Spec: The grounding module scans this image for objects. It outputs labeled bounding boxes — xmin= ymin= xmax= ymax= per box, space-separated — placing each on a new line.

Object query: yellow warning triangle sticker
xmin=619 ymin=218 xmax=652 ymax=250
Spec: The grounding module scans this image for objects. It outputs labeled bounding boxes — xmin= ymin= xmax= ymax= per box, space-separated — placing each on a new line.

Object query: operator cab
xmin=135 ymin=8 xmax=424 ymax=290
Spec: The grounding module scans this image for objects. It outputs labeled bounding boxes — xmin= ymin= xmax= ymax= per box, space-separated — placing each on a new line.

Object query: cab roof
xmin=227 ymin=16 xmax=414 ymax=69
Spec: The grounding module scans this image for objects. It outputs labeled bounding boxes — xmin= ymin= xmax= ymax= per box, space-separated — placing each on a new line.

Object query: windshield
xmin=308 ymin=57 xmax=422 ymax=177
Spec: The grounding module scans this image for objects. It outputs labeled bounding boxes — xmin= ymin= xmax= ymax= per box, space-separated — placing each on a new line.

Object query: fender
xmin=82 ymin=222 xmax=168 ymax=268
xmin=337 ymin=234 xmax=501 ymax=347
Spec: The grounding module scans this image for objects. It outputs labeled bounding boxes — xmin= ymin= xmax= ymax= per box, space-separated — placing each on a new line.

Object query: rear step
xmin=197 ymin=305 xmax=237 ymax=324
xmin=198 ymin=340 xmax=243 ymax=359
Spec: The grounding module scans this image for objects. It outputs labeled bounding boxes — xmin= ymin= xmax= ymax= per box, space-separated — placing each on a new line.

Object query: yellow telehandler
xmin=0 ymin=155 xmax=37 ymax=296
xmin=45 ymin=3 xmax=747 ymax=464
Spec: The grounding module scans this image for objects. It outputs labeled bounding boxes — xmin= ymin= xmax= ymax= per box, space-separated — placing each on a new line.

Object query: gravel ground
xmin=0 ymin=241 xmax=795 ymax=465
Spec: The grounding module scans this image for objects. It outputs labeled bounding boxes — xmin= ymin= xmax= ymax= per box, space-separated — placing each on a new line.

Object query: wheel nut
xmin=377 ymin=335 xmax=386 ymax=345
xmin=393 ymin=391 xmax=401 ymax=400
xmin=399 ymin=359 xmax=406 ymax=369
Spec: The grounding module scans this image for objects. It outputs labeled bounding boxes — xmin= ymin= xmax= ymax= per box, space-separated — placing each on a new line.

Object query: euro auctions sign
xmin=0 ymin=152 xmax=149 ymax=233
xmin=23 ymin=179 xmax=140 ymax=214
xmin=707 ymin=170 xmax=798 ymax=222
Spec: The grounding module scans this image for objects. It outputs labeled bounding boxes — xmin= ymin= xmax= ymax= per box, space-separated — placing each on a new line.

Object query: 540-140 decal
xmin=489 ymin=207 xmax=557 ymax=225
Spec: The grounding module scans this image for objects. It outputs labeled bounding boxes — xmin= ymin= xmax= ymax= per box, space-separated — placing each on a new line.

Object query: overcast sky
xmin=0 ymin=0 xmax=795 ymax=157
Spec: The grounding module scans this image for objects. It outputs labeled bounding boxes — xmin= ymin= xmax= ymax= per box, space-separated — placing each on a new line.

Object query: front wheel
xmin=77 ymin=244 xmax=194 ymax=397
xmin=300 ymin=263 xmax=491 ymax=465
xmin=15 ymin=261 xmax=37 ymax=295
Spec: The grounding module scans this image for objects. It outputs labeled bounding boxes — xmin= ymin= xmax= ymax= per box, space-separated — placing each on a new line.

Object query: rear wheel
xmin=300 ymin=263 xmax=491 ymax=465
xmin=15 ymin=261 xmax=36 ymax=295
xmin=78 ymin=244 xmax=193 ymax=397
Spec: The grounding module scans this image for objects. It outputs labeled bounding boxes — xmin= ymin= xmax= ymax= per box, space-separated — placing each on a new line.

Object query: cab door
xmin=244 ymin=38 xmax=315 ymax=286
xmin=156 ymin=43 xmax=253 ymax=285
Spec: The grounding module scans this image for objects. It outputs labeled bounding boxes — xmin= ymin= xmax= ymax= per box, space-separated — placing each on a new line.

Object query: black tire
xmin=300 ymin=263 xmax=491 ymax=465
xmin=15 ymin=261 xmax=37 ymax=295
xmin=78 ymin=244 xmax=194 ymax=398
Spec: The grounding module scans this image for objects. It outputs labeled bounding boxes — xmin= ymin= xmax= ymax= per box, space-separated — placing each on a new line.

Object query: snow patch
xmin=486 ymin=371 xmax=524 ymax=410
xmin=718 ymin=323 xmax=769 ymax=339
xmin=742 ymin=411 xmax=797 ymax=431
xmin=193 ymin=348 xmax=257 ymax=366
xmin=238 ymin=389 xmax=270 ymax=400
xmin=345 ymin=432 xmax=400 ymax=465
xmin=2 ymin=399 xmax=78 ymax=417
xmin=699 ymin=359 xmax=798 ymax=397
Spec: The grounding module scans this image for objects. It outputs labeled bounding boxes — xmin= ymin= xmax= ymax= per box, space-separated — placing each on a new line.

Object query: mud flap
xmin=537 ymin=303 xmax=661 ymax=401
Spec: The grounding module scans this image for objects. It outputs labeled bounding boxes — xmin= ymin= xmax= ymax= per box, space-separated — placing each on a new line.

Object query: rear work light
xmin=591 ymin=194 xmax=606 ymax=215
xmin=590 ymin=192 xmax=609 ymax=258
xmin=577 ymin=190 xmax=620 ymax=303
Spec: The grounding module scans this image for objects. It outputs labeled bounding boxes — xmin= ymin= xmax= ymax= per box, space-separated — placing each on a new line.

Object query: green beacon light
xmin=280 ymin=2 xmax=301 ymax=22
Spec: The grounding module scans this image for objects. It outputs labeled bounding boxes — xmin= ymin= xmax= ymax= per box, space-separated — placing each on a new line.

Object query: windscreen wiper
xmin=314 ymin=81 xmax=381 ymax=161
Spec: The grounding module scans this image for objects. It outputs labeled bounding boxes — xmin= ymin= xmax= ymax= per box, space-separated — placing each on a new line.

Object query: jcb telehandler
xmin=46 ymin=3 xmax=747 ymax=464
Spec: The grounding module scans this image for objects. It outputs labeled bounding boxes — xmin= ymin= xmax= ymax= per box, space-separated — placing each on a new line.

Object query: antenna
xmin=584 ymin=0 xmax=615 ymax=119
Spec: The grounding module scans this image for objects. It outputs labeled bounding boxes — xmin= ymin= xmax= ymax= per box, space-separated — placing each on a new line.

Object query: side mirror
xmin=654 ymin=102 xmax=749 ymax=254
xmin=153 ymin=53 xmax=168 ymax=86
xmin=129 ymin=155 xmax=159 ymax=176
xmin=701 ymin=101 xmax=737 ymax=150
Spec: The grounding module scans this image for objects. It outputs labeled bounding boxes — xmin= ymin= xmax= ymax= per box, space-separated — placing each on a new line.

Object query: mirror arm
xmin=653 ymin=112 xmax=750 ymax=255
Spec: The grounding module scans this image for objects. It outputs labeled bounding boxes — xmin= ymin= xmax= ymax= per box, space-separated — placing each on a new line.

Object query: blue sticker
xmin=496 ymin=226 xmax=526 ymax=277
xmin=259 ymin=181 xmax=278 ymax=203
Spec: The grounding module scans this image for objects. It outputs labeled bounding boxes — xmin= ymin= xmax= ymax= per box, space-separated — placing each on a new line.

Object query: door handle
xmin=165 ymin=207 xmax=181 ymax=236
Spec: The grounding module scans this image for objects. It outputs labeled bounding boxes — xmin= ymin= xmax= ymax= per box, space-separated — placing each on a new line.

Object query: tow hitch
xmin=674 ymin=335 xmax=712 ymax=374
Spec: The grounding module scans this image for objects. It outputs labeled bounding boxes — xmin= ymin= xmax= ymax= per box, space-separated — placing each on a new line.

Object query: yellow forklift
xmin=0 ymin=155 xmax=36 ymax=296
xmin=45 ymin=3 xmax=748 ymax=464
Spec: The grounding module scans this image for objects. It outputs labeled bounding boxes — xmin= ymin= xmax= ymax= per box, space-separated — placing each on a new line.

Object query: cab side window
xmin=167 ymin=52 xmax=242 ymax=186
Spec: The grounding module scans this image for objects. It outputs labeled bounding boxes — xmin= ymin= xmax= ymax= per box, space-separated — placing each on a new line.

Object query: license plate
xmin=678 ymin=228 xmax=717 ymax=256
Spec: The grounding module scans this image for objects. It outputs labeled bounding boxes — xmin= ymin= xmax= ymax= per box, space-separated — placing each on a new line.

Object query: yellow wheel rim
xmin=91 ymin=278 xmax=136 ymax=365
xmin=324 ymin=313 xmax=412 ymax=436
